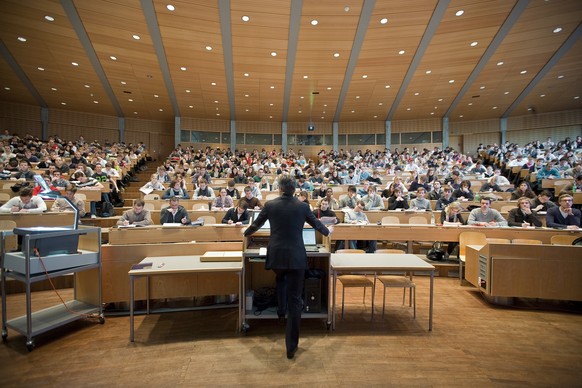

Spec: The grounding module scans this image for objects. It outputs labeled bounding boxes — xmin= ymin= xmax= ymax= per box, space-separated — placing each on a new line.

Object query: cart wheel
xmin=26 ymin=340 xmax=35 ymax=352
xmin=1 ymin=329 xmax=7 ymax=342
xmin=241 ymin=323 xmax=250 ymax=335
xmin=98 ymin=314 xmax=105 ymax=324
xmin=326 ymin=322 xmax=331 ymax=331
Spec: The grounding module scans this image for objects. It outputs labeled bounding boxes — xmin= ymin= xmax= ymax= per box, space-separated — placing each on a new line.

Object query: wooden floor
xmin=1 ymin=277 xmax=581 ymax=387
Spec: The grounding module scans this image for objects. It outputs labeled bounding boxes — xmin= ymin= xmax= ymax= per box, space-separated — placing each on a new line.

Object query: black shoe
xmin=287 ymin=347 xmax=297 ymax=360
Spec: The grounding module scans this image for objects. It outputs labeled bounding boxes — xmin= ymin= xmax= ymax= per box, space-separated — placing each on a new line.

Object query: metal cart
xmin=1 ymin=226 xmax=104 ymax=351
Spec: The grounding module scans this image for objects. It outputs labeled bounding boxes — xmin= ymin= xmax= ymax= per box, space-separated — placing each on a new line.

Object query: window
xmin=401 ymin=131 xmax=431 ymax=144
xmin=348 ymin=134 xmax=375 ymax=145
xmin=391 ymin=132 xmax=400 ymax=145
xmin=432 ymin=131 xmax=442 ymax=143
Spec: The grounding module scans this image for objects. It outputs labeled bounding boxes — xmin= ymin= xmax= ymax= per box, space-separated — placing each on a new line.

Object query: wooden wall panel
xmin=392 ymin=118 xmax=441 ymax=133
xmin=287 ymin=121 xmax=332 ymax=134
xmin=181 ymin=117 xmax=229 ymax=132
xmin=506 ymin=125 xmax=581 ymax=146
xmin=450 ymin=118 xmax=499 ymax=135
xmin=237 ymin=120 xmax=281 ymax=134
xmin=339 ymin=121 xmax=384 ymax=134
xmin=0 ymin=101 xmax=41 ymax=138
xmin=125 ymin=117 xmax=173 ymax=134
xmin=507 ymin=109 xmax=582 ymax=131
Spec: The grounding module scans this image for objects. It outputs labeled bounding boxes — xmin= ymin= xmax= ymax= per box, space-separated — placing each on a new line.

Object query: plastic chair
xmin=265 ymin=193 xmax=279 ymax=201
xmin=500 ymin=205 xmax=515 ymax=213
xmin=512 ymin=238 xmax=542 ymax=245
xmin=144 ymin=193 xmax=160 ymax=200
xmin=550 ymin=235 xmax=579 ymax=245
xmin=0 ymin=192 xmax=10 ymax=205
xmin=459 ymin=231 xmax=487 ymax=285
xmin=381 ymin=216 xmax=400 ymax=225
xmin=408 ymin=215 xmax=428 ymax=224
xmin=198 ymin=215 xmax=216 ymax=224
xmin=143 ymin=203 xmax=155 ymax=211
xmin=336 ymin=249 xmax=375 ymax=320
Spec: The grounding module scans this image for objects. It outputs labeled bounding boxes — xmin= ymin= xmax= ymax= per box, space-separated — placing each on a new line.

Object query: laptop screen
xmin=302 ymin=228 xmax=316 ymax=246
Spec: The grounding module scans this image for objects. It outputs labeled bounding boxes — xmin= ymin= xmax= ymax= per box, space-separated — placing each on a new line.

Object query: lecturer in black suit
xmin=243 ymin=175 xmax=332 ymax=359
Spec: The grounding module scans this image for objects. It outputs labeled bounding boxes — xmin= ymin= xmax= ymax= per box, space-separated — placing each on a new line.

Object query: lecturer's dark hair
xmin=278 ymin=175 xmax=296 ymax=196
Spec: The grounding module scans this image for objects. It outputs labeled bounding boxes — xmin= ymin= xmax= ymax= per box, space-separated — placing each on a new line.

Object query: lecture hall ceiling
xmin=0 ymin=0 xmax=580 ymax=124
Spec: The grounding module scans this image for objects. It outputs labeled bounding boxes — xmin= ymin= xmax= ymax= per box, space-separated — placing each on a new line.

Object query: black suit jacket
xmin=244 ymin=194 xmax=329 ymax=270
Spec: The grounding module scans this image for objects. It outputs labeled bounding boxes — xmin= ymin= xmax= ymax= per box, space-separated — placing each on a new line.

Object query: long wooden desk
xmin=0 ymin=212 xmax=76 ymax=228
xmin=325 ymin=224 xmax=582 ymax=252
xmin=330 ymin=253 xmax=435 ymax=331
xmin=108 ymin=224 xmax=245 ymax=245
xmin=128 ymin=255 xmax=243 ymax=342
xmin=465 ymin=243 xmax=582 ymax=302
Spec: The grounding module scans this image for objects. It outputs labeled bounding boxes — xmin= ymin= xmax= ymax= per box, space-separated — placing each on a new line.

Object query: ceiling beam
xmin=386 ymin=0 xmax=450 ymax=121
xmin=141 ymin=0 xmax=180 ymax=117
xmin=0 ymin=40 xmax=47 ymax=108
xmin=446 ymin=0 xmax=529 ymax=118
xmin=218 ymin=0 xmax=236 ymax=120
xmin=61 ymin=0 xmax=123 ymax=117
xmin=333 ymin=0 xmax=375 ymax=122
xmin=282 ymin=0 xmax=303 ymax=122
xmin=502 ymin=21 xmax=582 ymax=118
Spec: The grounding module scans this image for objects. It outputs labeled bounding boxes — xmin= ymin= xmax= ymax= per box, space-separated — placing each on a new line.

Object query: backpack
xmin=426 ymin=241 xmax=445 ymax=261
xmin=253 ymin=287 xmax=277 ymax=314
xmin=100 ymin=202 xmax=114 ymax=217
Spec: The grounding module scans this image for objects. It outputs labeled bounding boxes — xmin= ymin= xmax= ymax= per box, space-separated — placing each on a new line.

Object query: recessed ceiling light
xmin=159 ymin=108 xmax=163 ymax=111
xmin=362 ymin=75 xmax=368 ymax=79
xmin=51 ymin=87 xmax=57 ymax=91
xmin=244 ymin=73 xmax=249 ymax=77
xmin=303 ymin=75 xmax=308 ymax=79
xmin=470 ymin=41 xmax=478 ymax=47
xmin=493 ymin=106 xmax=498 ymax=109
xmin=71 ymin=62 xmax=79 ymax=66
xmin=270 ymin=51 xmax=277 ymax=57
xmin=504 ymin=91 xmax=509 ymax=95
xmin=374 ymin=115 xmax=378 ymax=118
xmin=398 ymin=50 xmax=405 ymax=55
xmin=300 ymin=96 xmax=304 ymax=99
xmin=520 ymin=70 xmax=527 ymax=74
xmin=269 ymin=103 xmax=274 ymax=106
xmin=61 ymin=102 xmax=66 ymax=105
xmin=497 ymin=61 xmax=504 ymax=66
xmin=244 ymin=94 xmax=249 ymax=97
xmin=128 ymin=98 xmax=133 ymax=102
xmin=17 ymin=36 xmax=27 ymax=42
xmin=311 ymin=20 xmax=318 ymax=26
xmin=459 ymin=115 xmax=464 ymax=118
xmin=121 ymin=81 xmax=126 ymax=85
xmin=185 ymin=89 xmax=190 ymax=93
xmin=406 ymin=108 xmax=411 ymax=111
xmin=189 ymin=105 xmax=193 ymax=108
xmin=154 ymin=94 xmax=159 ymax=97
xmin=241 ymin=15 xmax=250 ymax=22
xmin=214 ymin=100 xmax=218 ymax=103
xmin=425 ymin=70 xmax=431 ymax=74
xmin=37 ymin=67 xmax=45 ymax=71
xmin=468 ymin=102 xmax=473 ymax=106
xmin=430 ymin=112 xmax=434 ymax=115
xmin=211 ymin=82 xmax=216 ymax=86
xmin=44 ymin=15 xmax=55 ymax=22
xmin=84 ymin=84 xmax=90 ymax=88
xmin=448 ymin=79 xmax=455 ymax=83
xmin=132 ymin=34 xmax=141 ymax=40
xmin=180 ymin=66 xmax=187 ymax=71
xmin=205 ymin=46 xmax=212 ymax=51
xmin=351 ymin=110 xmax=355 ymax=113
xmin=553 ymin=27 xmax=562 ymax=33
xmin=110 ymin=56 xmax=117 ymax=61
xmin=333 ymin=52 xmax=340 ymax=58
xmin=4 ymin=87 xmax=10 ymax=91
xmin=385 ymin=85 xmax=390 ymax=88
xmin=414 ymin=92 xmax=419 ymax=96
xmin=455 ymin=10 xmax=464 ymax=16
xmin=380 ymin=18 xmax=388 ymax=24
xmin=480 ymin=86 xmax=485 ymax=90
xmin=298 ymin=110 xmax=302 ymax=113
xmin=216 ymin=113 xmax=220 ymax=116
xmin=166 ymin=4 xmax=175 ymax=11
xmin=438 ymin=98 xmax=443 ymax=102
xmin=540 ymin=94 xmax=546 ymax=97
xmin=270 ymin=116 xmax=273 ymax=119
xmin=574 ymin=96 xmax=580 ymax=100
xmin=356 ymin=96 xmax=360 ymax=99
xmin=133 ymin=111 xmax=138 ymax=114
xmin=93 ymin=100 xmax=99 ymax=104
xmin=270 ymin=86 xmax=275 ymax=89
xmin=557 ymin=75 xmax=564 ymax=79
xmin=245 ymin=109 xmax=249 ymax=112
xmin=378 ymin=103 xmax=383 ymax=106
xmin=326 ymin=87 xmax=332 ymax=90
xmin=344 ymin=6 xmax=350 ymax=12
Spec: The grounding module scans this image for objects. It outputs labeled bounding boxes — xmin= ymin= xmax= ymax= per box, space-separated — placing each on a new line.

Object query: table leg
xmin=332 ymin=270 xmax=337 ymax=330
xmin=429 ymin=270 xmax=434 ymax=331
xmin=129 ymin=275 xmax=135 ymax=342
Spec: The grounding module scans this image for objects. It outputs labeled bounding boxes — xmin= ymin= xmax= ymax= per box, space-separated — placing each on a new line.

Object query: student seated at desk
xmin=313 ymin=198 xmax=339 ymax=224
xmin=510 ymin=181 xmax=536 ymax=200
xmin=162 ymin=179 xmax=190 ymax=199
xmin=160 ymin=196 xmax=191 ymax=225
xmin=361 ymin=185 xmax=384 ymax=211
xmin=452 ymin=180 xmax=474 ymax=202
xmin=140 ymin=173 xmax=165 ymax=194
xmin=51 ymin=184 xmax=86 ymax=218
xmin=440 ymin=202 xmax=465 ymax=260
xmin=117 ymin=199 xmax=152 ymax=227
xmin=507 ymin=197 xmax=542 ymax=227
xmin=546 ymin=194 xmax=581 ymax=230
xmin=387 ymin=188 xmax=409 ymax=210
xmin=436 ymin=185 xmax=455 ymax=210
xmin=221 ymin=200 xmax=250 ymax=225
xmin=338 ymin=185 xmax=359 ymax=209
xmin=240 ymin=186 xmax=263 ymax=210
xmin=213 ymin=187 xmax=234 ymax=210
xmin=344 ymin=200 xmax=377 ymax=252
xmin=409 ymin=187 xmax=431 ymax=211
xmin=0 ymin=187 xmax=47 ymax=214
xmin=531 ymin=190 xmax=556 ymax=212
xmin=296 ymin=190 xmax=312 ymax=211
xmin=467 ymin=197 xmax=508 ymax=227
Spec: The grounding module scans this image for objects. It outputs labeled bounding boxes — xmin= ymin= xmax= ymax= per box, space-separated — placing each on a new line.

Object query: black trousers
xmin=274 ymin=268 xmax=305 ymax=353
